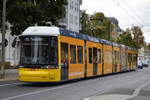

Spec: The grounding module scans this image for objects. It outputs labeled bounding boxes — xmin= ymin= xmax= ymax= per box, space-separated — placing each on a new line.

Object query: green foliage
xmin=117 ymin=29 xmax=138 ymax=49
xmin=0 ymin=0 xmax=68 ymax=35
xmin=131 ymin=26 xmax=145 ymax=47
xmin=90 ymin=13 xmax=113 ymax=40
xmin=147 ymin=43 xmax=150 ymax=50
xmin=80 ymin=12 xmax=113 ymax=40
xmin=80 ymin=10 xmax=91 ymax=35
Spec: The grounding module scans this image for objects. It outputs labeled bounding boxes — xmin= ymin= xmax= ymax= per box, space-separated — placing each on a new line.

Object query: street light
xmin=1 ymin=0 xmax=6 ymax=78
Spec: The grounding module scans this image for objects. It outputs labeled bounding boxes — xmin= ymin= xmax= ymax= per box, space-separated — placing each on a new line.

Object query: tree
xmin=131 ymin=26 xmax=145 ymax=48
xmin=147 ymin=43 xmax=150 ymax=50
xmin=80 ymin=12 xmax=113 ymax=40
xmin=80 ymin=10 xmax=91 ymax=35
xmin=0 ymin=0 xmax=68 ymax=35
xmin=90 ymin=13 xmax=113 ymax=40
xmin=117 ymin=29 xmax=138 ymax=48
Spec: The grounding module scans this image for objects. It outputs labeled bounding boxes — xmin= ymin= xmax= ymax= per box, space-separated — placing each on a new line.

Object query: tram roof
xmin=22 ymin=26 xmax=109 ymax=44
xmin=112 ymin=42 xmax=120 ymax=47
xmin=22 ymin=26 xmax=60 ymax=36
xmin=60 ymin=28 xmax=112 ymax=45
xmin=22 ymin=26 xmax=137 ymax=49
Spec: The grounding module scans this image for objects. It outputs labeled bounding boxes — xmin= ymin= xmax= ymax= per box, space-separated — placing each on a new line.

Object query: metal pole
xmin=1 ymin=0 xmax=6 ymax=78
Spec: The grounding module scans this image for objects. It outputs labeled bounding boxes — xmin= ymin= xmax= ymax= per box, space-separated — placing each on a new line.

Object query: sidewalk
xmin=0 ymin=69 xmax=18 ymax=81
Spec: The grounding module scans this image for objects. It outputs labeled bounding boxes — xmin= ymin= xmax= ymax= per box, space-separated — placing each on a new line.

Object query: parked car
xmin=142 ymin=60 xmax=148 ymax=67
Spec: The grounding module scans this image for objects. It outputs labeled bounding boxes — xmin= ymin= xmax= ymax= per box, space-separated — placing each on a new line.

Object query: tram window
xmin=77 ymin=46 xmax=83 ymax=64
xmin=114 ymin=51 xmax=117 ymax=63
xmin=49 ymin=37 xmax=58 ymax=66
xmin=61 ymin=43 xmax=68 ymax=65
xmin=20 ymin=36 xmax=50 ymax=65
xmin=50 ymin=37 xmax=58 ymax=47
xmin=128 ymin=54 xmax=131 ymax=64
xmin=128 ymin=54 xmax=130 ymax=63
xmin=70 ymin=45 xmax=76 ymax=64
xmin=89 ymin=48 xmax=93 ymax=64
xmin=97 ymin=49 xmax=101 ymax=63
xmin=118 ymin=52 xmax=120 ymax=63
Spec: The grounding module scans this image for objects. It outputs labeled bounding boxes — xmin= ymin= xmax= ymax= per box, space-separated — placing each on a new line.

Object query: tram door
xmin=113 ymin=51 xmax=117 ymax=73
xmin=93 ymin=48 xmax=98 ymax=75
xmin=61 ymin=43 xmax=69 ymax=80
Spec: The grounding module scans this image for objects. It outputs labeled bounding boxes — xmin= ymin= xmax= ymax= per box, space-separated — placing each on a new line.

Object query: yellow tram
xmin=18 ymin=26 xmax=138 ymax=82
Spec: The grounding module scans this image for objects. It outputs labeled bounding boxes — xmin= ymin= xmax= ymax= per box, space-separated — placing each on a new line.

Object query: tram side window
xmin=78 ymin=46 xmax=83 ymax=64
xmin=70 ymin=45 xmax=76 ymax=64
xmin=61 ymin=43 xmax=68 ymax=65
xmin=128 ymin=54 xmax=130 ymax=64
xmin=128 ymin=54 xmax=131 ymax=64
xmin=97 ymin=49 xmax=101 ymax=63
xmin=118 ymin=51 xmax=120 ymax=64
xmin=89 ymin=48 xmax=93 ymax=64
xmin=114 ymin=51 xmax=117 ymax=63
xmin=49 ymin=37 xmax=58 ymax=66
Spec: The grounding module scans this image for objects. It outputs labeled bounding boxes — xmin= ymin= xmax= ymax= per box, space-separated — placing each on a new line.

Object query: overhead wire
xmin=122 ymin=0 xmax=144 ymax=27
xmin=113 ymin=0 xmax=142 ymax=27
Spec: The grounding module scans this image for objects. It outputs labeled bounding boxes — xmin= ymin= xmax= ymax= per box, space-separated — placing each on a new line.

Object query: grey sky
xmin=81 ymin=0 xmax=150 ymax=43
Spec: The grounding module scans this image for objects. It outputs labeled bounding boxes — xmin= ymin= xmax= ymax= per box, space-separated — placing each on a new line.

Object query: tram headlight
xmin=17 ymin=66 xmax=24 ymax=68
xmin=40 ymin=65 xmax=59 ymax=69
xmin=40 ymin=66 xmax=51 ymax=69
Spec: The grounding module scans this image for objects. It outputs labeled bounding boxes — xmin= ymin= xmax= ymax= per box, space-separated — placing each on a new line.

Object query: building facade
xmin=0 ymin=22 xmax=17 ymax=68
xmin=59 ymin=0 xmax=82 ymax=32
xmin=138 ymin=47 xmax=150 ymax=62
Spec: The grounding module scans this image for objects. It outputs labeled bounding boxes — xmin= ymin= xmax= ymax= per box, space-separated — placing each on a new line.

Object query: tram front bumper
xmin=18 ymin=68 xmax=60 ymax=82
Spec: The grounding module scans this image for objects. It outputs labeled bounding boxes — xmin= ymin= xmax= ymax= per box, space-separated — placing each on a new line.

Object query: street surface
xmin=0 ymin=66 xmax=150 ymax=100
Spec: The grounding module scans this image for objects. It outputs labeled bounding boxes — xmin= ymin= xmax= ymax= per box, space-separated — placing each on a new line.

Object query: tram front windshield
xmin=20 ymin=36 xmax=58 ymax=66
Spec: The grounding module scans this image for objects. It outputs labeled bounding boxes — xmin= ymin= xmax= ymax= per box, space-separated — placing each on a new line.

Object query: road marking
xmin=82 ymin=98 xmax=91 ymax=100
xmin=122 ymin=80 xmax=150 ymax=100
xmin=1 ymin=84 xmax=71 ymax=100
xmin=0 ymin=82 xmax=22 ymax=87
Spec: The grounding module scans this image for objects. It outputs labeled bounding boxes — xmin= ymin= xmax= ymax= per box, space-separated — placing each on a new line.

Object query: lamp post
xmin=1 ymin=0 xmax=6 ymax=78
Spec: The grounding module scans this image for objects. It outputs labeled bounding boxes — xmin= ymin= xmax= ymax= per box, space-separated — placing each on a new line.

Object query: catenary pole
xmin=1 ymin=0 xmax=6 ymax=78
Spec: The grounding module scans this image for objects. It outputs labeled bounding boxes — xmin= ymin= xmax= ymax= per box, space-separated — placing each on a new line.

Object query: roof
xmin=22 ymin=26 xmax=60 ymax=36
xmin=112 ymin=42 xmax=120 ymax=47
xmin=21 ymin=26 xmax=136 ymax=49
xmin=60 ymin=28 xmax=103 ymax=43
xmin=108 ymin=17 xmax=118 ymax=25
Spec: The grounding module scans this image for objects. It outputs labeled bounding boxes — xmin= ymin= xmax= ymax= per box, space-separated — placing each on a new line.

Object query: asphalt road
xmin=0 ymin=67 xmax=150 ymax=100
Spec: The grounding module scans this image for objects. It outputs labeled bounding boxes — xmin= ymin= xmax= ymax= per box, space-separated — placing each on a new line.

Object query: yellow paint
xmin=103 ymin=44 xmax=113 ymax=74
xmin=60 ymin=36 xmax=84 ymax=46
xmin=86 ymin=41 xmax=103 ymax=77
xmin=113 ymin=46 xmax=121 ymax=72
xmin=60 ymin=35 xmax=85 ymax=80
xmin=18 ymin=68 xmax=61 ymax=82
xmin=58 ymin=35 xmax=61 ymax=69
xmin=18 ymin=34 xmax=138 ymax=82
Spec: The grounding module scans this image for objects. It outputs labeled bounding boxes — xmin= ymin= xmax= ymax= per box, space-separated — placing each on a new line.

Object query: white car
xmin=142 ymin=60 xmax=148 ymax=67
